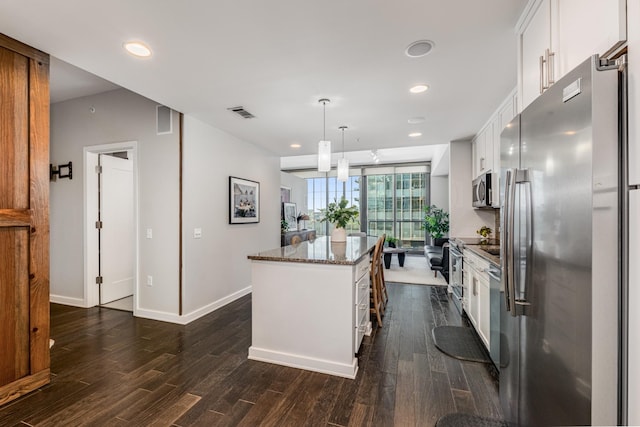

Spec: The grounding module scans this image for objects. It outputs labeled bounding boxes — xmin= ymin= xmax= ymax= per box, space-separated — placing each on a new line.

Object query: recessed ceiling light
xmin=410 ymin=84 xmax=429 ymax=94
xmin=290 ymin=143 xmax=301 ymax=148
xmin=405 ymin=40 xmax=435 ymax=58
xmin=408 ymin=117 xmax=426 ymax=124
xmin=123 ymin=41 xmax=152 ymax=58
xmin=409 ymin=132 xmax=422 ymax=138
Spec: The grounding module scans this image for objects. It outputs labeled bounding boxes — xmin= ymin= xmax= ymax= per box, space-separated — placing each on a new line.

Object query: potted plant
xmin=385 ymin=236 xmax=398 ymax=248
xmin=280 ymin=219 xmax=289 ymax=234
xmin=476 ymin=226 xmax=492 ymax=244
xmin=320 ymin=197 xmax=359 ymax=242
xmin=422 ymin=204 xmax=450 ymax=244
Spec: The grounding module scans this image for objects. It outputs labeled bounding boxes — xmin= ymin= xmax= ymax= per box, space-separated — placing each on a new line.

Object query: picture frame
xmin=280 ymin=186 xmax=291 ymax=204
xmin=229 ymin=176 xmax=260 ymax=224
xmin=283 ymin=202 xmax=297 ymax=231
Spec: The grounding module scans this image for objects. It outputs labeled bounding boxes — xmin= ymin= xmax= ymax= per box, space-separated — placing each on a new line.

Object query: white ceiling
xmin=0 ymin=0 xmax=527 ymax=157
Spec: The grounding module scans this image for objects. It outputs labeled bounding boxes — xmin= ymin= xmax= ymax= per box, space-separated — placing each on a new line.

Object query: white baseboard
xmin=134 ymin=308 xmax=185 ymax=324
xmin=135 ymin=286 xmax=252 ymax=325
xmin=248 ymin=346 xmax=358 ymax=379
xmin=180 ymin=286 xmax=252 ymax=324
xmin=50 ymin=287 xmax=252 ymax=325
xmin=50 ymin=294 xmax=89 ymax=308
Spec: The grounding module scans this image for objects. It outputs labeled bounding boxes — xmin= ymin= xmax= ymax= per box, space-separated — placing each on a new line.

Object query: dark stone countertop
xmin=450 ymin=237 xmax=500 ymax=267
xmin=248 ymin=236 xmax=378 ymax=266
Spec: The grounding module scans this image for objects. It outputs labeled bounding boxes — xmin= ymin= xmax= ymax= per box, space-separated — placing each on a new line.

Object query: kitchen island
xmin=247 ymin=235 xmax=376 ymax=379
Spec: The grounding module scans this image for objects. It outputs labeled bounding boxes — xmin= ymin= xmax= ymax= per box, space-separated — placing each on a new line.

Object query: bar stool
xmin=370 ymin=235 xmax=385 ymax=326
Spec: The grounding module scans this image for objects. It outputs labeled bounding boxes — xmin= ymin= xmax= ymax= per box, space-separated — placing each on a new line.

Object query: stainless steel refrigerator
xmin=499 ymin=56 xmax=621 ymax=426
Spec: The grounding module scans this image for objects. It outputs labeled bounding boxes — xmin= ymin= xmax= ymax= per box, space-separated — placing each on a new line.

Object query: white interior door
xmin=99 ymin=153 xmax=134 ymax=304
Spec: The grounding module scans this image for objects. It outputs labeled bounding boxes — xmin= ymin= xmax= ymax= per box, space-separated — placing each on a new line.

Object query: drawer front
xmin=354 ymin=297 xmax=369 ymax=352
xmin=356 ymin=299 xmax=368 ymax=325
xmin=354 ymin=326 xmax=365 ymax=351
xmin=355 ymin=256 xmax=370 ymax=281
xmin=355 ymin=273 xmax=369 ymax=305
xmin=354 ymin=315 xmax=368 ymax=350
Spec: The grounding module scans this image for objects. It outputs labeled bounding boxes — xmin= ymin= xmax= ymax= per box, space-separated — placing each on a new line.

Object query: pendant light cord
xmin=323 ymin=101 xmax=326 ymax=141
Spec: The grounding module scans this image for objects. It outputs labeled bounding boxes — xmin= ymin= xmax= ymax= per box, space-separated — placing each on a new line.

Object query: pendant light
xmin=317 ymin=98 xmax=331 ymax=172
xmin=337 ymin=126 xmax=349 ymax=182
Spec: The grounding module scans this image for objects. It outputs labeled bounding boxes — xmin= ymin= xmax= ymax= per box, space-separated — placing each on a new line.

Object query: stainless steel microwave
xmin=472 ymin=172 xmax=498 ymax=208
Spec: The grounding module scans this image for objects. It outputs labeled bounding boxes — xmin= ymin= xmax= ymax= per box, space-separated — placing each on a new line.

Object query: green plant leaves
xmin=422 ymin=204 xmax=450 ymax=239
xmin=320 ymin=197 xmax=359 ymax=229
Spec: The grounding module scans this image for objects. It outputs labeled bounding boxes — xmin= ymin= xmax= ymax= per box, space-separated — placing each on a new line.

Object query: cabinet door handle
xmin=480 ymin=157 xmax=485 ymax=171
xmin=539 ymin=54 xmax=545 ymax=94
xmin=546 ymin=48 xmax=555 ymax=86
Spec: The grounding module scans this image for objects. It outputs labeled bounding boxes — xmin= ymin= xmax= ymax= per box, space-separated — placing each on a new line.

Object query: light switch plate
xmin=194 ymin=228 xmax=202 ymax=239
xmin=146 ymin=228 xmax=153 ymax=239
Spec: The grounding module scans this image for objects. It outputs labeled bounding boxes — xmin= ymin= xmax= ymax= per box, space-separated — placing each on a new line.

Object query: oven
xmin=449 ymin=243 xmax=463 ymax=314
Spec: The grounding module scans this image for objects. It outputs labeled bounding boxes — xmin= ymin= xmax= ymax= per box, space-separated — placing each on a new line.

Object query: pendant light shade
xmin=337 ymin=158 xmax=349 ymax=181
xmin=318 ymin=140 xmax=331 ymax=172
xmin=317 ymin=99 xmax=331 ymax=172
xmin=337 ymin=125 xmax=349 ymax=182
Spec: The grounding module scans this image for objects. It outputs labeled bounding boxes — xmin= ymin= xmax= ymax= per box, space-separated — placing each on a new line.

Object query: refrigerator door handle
xmin=504 ymin=168 xmax=517 ymax=315
xmin=514 ymin=170 xmax=533 ymax=315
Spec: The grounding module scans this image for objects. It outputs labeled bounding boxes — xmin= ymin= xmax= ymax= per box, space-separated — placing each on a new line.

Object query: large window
xmin=365 ymin=166 xmax=428 ymax=249
xmin=306 ymin=174 xmax=360 ymax=236
xmin=295 ymin=165 xmax=429 ymax=247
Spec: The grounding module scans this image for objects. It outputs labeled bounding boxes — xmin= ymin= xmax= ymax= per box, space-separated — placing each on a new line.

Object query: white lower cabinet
xmin=478 ymin=273 xmax=490 ymax=347
xmin=463 ymin=249 xmax=491 ymax=350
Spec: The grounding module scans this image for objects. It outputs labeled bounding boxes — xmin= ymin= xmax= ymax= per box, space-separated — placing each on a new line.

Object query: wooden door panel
xmin=0 ymin=48 xmax=29 ymax=209
xmin=0 ymin=228 xmax=30 ymax=384
xmin=0 ymin=33 xmax=50 ymax=405
xmin=27 ymin=50 xmax=50 ymax=376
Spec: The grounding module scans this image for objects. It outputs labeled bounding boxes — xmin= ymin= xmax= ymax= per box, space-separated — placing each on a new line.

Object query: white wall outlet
xmin=146 ymin=228 xmax=153 ymax=239
xmin=146 ymin=275 xmax=153 ymax=287
xmin=194 ymin=228 xmax=202 ymax=239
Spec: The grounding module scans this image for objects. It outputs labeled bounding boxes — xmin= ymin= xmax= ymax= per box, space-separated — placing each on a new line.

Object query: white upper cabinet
xmin=473 ymin=125 xmax=493 ymax=178
xmin=517 ymin=0 xmax=627 ymax=111
xmin=520 ymin=0 xmax=553 ymax=111
xmin=472 ymin=90 xmax=517 ymax=181
xmin=493 ymin=94 xmax=517 ymax=174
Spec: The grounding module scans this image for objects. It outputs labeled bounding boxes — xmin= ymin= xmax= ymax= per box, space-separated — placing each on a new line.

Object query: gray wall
xmin=280 ymin=171 xmax=307 ymax=217
xmin=181 ymin=116 xmax=280 ymax=319
xmin=50 ymin=88 xmax=180 ymax=316
xmin=51 ymin=88 xmax=281 ymax=323
xmin=448 ymin=140 xmax=494 ymax=238
xmin=430 ymin=175 xmax=449 ymax=215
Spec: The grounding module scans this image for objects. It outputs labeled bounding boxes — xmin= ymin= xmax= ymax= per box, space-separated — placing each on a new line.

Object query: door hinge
xmin=95 ymin=165 xmax=102 ymax=174
xmin=96 ymin=276 xmax=103 ymax=284
xmin=95 ymin=220 xmax=103 ymax=229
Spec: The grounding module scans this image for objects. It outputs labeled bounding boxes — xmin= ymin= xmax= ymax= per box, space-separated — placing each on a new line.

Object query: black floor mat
xmin=435 ymin=413 xmax=507 ymax=427
xmin=432 ymin=325 xmax=491 ymax=363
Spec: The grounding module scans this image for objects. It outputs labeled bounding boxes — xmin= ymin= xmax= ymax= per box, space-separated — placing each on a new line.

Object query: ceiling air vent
xmin=227 ymin=106 xmax=256 ymax=119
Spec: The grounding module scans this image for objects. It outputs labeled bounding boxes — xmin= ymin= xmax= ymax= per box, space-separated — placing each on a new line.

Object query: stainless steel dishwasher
xmin=488 ymin=265 xmax=501 ymax=368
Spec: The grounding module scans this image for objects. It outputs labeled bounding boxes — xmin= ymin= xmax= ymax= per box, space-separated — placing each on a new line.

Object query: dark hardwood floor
xmin=0 ymin=283 xmax=501 ymax=426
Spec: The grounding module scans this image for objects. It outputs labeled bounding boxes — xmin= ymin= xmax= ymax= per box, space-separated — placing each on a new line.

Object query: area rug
xmin=432 ymin=325 xmax=491 ymax=363
xmin=435 ymin=413 xmax=508 ymax=427
xmin=382 ymin=254 xmax=447 ymax=286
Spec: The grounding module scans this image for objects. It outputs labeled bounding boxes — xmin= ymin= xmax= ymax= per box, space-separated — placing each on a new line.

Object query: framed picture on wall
xmin=280 ymin=186 xmax=291 ymax=204
xmin=229 ymin=176 xmax=260 ymax=224
xmin=283 ymin=202 xmax=297 ymax=231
